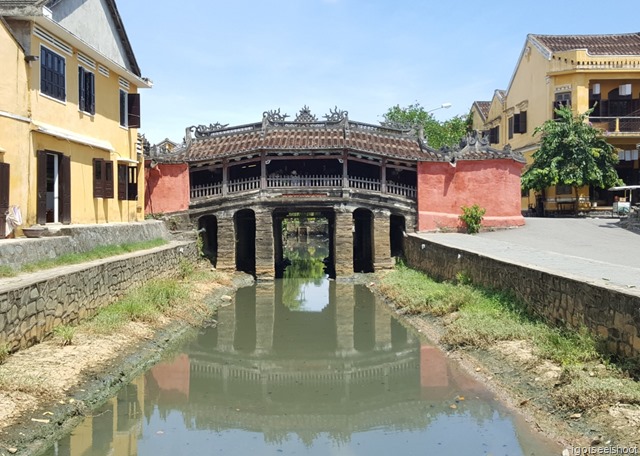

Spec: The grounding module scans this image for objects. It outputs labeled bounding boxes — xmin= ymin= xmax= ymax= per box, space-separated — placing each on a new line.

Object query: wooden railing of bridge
xmin=190 ymin=175 xmax=416 ymax=201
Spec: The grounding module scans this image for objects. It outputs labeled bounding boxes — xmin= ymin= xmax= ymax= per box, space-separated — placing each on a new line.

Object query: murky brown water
xmin=43 ymin=243 xmax=562 ymax=456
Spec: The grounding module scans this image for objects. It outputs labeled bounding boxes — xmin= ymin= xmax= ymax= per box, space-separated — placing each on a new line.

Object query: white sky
xmin=116 ymin=0 xmax=640 ymax=145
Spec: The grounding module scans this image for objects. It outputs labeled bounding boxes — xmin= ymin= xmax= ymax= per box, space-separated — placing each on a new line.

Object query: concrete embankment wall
xmin=0 ymin=220 xmax=170 ymax=270
xmin=0 ymin=241 xmax=196 ymax=351
xmin=404 ymin=235 xmax=640 ymax=360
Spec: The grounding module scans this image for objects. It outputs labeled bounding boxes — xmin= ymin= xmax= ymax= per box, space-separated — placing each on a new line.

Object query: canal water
xmin=43 ymin=240 xmax=562 ymax=456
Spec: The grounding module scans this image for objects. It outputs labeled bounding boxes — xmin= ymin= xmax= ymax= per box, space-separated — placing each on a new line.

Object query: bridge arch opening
xmin=273 ymin=209 xmax=334 ymax=279
xmin=198 ymin=215 xmax=218 ymax=266
xmin=234 ymin=209 xmax=256 ymax=276
xmin=353 ymin=208 xmax=374 ymax=273
xmin=390 ymin=214 xmax=406 ymax=259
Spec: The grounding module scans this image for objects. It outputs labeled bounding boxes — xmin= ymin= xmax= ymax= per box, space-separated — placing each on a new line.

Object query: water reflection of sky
xmin=140 ymin=409 xmax=529 ymax=456
xmin=293 ymin=279 xmax=330 ymax=312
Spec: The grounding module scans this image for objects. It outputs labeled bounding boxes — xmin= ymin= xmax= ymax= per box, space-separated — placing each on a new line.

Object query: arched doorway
xmin=234 ymin=209 xmax=256 ymax=275
xmin=198 ymin=215 xmax=218 ymax=266
xmin=390 ymin=214 xmax=406 ymax=259
xmin=353 ymin=208 xmax=374 ymax=273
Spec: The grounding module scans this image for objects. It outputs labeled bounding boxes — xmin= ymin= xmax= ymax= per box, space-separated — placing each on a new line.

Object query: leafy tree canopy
xmin=521 ymin=106 xmax=622 ymax=192
xmin=382 ymin=103 xmax=471 ymax=149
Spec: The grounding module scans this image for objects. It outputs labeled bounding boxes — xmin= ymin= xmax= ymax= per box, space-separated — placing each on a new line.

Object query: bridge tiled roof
xmin=184 ymin=123 xmax=434 ymax=162
xmin=173 ymin=107 xmax=522 ymax=164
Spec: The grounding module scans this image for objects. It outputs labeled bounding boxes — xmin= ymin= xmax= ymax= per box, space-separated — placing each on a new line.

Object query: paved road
xmin=415 ymin=218 xmax=640 ymax=291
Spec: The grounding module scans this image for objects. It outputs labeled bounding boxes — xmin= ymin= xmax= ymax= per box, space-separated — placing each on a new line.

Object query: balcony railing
xmin=190 ymin=174 xmax=416 ymax=201
xmin=589 ymin=116 xmax=640 ymax=134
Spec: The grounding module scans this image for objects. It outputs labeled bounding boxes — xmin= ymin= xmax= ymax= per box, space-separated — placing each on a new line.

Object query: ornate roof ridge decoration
xmin=294 ymin=105 xmax=318 ymax=123
xmin=434 ymin=130 xmax=526 ymax=164
xmin=323 ymin=106 xmax=348 ymax=123
xmin=263 ymin=108 xmax=289 ymax=124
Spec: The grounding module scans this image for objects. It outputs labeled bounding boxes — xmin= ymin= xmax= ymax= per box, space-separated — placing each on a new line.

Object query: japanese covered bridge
xmin=146 ymin=106 xmax=525 ymax=279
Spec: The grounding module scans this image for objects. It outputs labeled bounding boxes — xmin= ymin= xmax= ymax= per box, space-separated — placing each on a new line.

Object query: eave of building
xmin=32 ymin=120 xmax=114 ymax=151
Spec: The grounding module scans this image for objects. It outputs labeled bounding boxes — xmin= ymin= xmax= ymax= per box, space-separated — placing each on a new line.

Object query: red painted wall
xmin=417 ymin=159 xmax=525 ymax=231
xmin=144 ymin=162 xmax=190 ymax=215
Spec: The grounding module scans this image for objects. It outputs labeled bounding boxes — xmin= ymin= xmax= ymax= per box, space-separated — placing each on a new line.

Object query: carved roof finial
xmin=295 ymin=105 xmax=318 ymax=123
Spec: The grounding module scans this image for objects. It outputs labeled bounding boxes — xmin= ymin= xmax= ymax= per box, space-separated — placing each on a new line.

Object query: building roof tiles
xmin=531 ymin=33 xmax=640 ymax=56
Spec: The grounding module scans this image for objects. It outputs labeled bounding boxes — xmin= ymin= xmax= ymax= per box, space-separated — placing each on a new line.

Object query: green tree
xmin=382 ymin=103 xmax=471 ymax=149
xmin=521 ymin=106 xmax=622 ymax=196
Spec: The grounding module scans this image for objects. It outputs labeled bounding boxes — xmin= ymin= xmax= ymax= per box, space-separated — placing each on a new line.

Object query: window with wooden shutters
xmin=119 ymin=90 xmax=128 ymax=127
xmin=41 ymin=47 xmax=66 ymax=101
xmin=118 ymin=164 xmax=138 ymax=200
xmin=489 ymin=126 xmax=500 ymax=144
xmin=554 ymin=93 xmax=571 ymax=119
xmin=128 ymin=166 xmax=138 ymax=200
xmin=508 ymin=116 xmax=514 ymax=139
xmin=78 ymin=66 xmax=95 ymax=114
xmin=93 ymin=159 xmax=114 ymax=198
xmin=127 ymin=93 xmax=141 ymax=128
xmin=518 ymin=111 xmax=527 ymax=133
xmin=117 ymin=164 xmax=127 ymax=200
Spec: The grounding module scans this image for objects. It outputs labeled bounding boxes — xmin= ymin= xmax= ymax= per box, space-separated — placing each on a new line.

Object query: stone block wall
xmin=404 ymin=235 xmax=640 ymax=360
xmin=0 ymin=241 xmax=196 ymax=351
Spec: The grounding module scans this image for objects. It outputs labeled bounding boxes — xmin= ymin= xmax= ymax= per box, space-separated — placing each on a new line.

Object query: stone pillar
xmin=335 ymin=283 xmax=355 ymax=356
xmin=374 ymin=306 xmax=392 ymax=351
xmin=334 ymin=208 xmax=353 ymax=277
xmin=255 ymin=283 xmax=275 ymax=354
xmin=374 ymin=209 xmax=393 ymax=271
xmin=255 ymin=208 xmax=275 ymax=279
xmin=216 ymin=212 xmax=235 ymax=271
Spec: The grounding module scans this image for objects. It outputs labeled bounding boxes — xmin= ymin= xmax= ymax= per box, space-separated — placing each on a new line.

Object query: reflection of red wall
xmin=150 ymin=354 xmax=191 ymax=399
xmin=144 ymin=162 xmax=190 ymax=215
xmin=417 ymin=160 xmax=525 ymax=231
xmin=420 ymin=345 xmax=449 ymax=389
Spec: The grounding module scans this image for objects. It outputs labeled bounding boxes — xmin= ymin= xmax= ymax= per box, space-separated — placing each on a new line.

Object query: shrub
xmin=459 ymin=204 xmax=486 ymax=234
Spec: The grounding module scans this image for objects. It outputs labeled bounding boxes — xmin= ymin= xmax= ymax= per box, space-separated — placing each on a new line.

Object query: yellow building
xmin=475 ymin=33 xmax=640 ymax=213
xmin=0 ymin=0 xmax=151 ymax=237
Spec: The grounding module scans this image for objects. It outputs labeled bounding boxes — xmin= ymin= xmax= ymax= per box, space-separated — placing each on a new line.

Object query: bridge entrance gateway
xmin=152 ymin=105 xmax=525 ymax=279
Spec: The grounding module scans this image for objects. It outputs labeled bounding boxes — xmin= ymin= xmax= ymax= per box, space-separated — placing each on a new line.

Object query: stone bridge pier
xmin=201 ymin=204 xmax=408 ymax=280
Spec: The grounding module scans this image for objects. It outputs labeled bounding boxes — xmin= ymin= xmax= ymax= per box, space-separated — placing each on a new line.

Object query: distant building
xmin=0 ymin=0 xmax=151 ymax=237
xmin=474 ymin=33 xmax=640 ymax=213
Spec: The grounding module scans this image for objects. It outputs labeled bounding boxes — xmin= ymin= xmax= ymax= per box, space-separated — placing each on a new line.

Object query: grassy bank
xmin=377 ymin=265 xmax=640 ymax=411
xmin=0 ymin=259 xmax=231 ymax=395
xmin=0 ymin=238 xmax=169 ymax=278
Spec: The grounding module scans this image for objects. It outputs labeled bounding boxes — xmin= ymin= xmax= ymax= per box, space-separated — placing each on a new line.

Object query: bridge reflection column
xmin=375 ymin=305 xmax=393 ymax=350
xmin=255 ymin=283 xmax=275 ymax=354
xmin=335 ymin=283 xmax=355 ymax=355
xmin=334 ymin=208 xmax=354 ymax=277
xmin=374 ymin=209 xmax=393 ymax=271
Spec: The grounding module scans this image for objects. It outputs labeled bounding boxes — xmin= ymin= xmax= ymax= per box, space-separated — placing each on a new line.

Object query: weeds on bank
xmin=89 ymin=279 xmax=188 ymax=333
xmin=379 ymin=265 xmax=640 ymax=410
xmin=53 ymin=325 xmax=76 ymax=346
xmin=20 ymin=238 xmax=168 ymax=273
xmin=0 ymin=265 xmax=16 ymax=278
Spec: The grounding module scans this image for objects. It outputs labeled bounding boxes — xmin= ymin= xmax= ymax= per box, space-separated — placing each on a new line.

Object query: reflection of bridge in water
xmin=145 ymin=282 xmax=493 ymax=442
xmin=45 ymin=281 xmax=560 ymax=455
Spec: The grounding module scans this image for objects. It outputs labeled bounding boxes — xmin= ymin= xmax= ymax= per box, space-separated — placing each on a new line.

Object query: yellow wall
xmin=0 ymin=21 xmax=31 ymax=228
xmin=1 ymin=19 xmax=145 ymax=229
